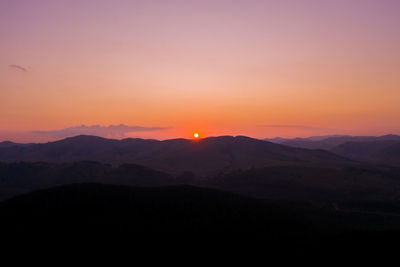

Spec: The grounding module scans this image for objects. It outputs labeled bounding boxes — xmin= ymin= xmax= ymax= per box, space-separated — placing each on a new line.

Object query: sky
xmin=1 ymin=0 xmax=400 ymax=142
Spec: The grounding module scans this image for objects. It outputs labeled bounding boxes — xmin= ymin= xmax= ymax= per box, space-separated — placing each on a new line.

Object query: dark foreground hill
xmin=0 ymin=135 xmax=348 ymax=175
xmin=1 ymin=183 xmax=400 ymax=258
xmin=0 ymin=184 xmax=306 ymax=234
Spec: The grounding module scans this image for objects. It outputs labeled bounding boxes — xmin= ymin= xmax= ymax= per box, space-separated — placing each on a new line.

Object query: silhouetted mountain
xmin=331 ymin=140 xmax=400 ymax=166
xmin=2 ymin=161 xmax=400 ymax=204
xmin=0 ymin=161 xmax=188 ymax=201
xmin=0 ymin=135 xmax=348 ymax=175
xmin=0 ymin=141 xmax=24 ymax=148
xmin=206 ymin=164 xmax=400 ymax=202
xmin=263 ymin=137 xmax=290 ymax=143
xmin=278 ymin=134 xmax=400 ymax=150
xmin=265 ymin=135 xmax=349 ymax=144
xmin=268 ymin=135 xmax=400 ymax=166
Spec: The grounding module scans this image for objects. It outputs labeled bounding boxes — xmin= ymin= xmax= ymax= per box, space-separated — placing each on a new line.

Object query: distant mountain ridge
xmin=0 ymin=141 xmax=28 ymax=148
xmin=266 ymin=134 xmax=400 ymax=150
xmin=0 ymin=135 xmax=348 ymax=175
xmin=265 ymin=134 xmax=400 ymax=166
xmin=331 ymin=140 xmax=400 ymax=166
xmin=265 ymin=135 xmax=350 ymax=144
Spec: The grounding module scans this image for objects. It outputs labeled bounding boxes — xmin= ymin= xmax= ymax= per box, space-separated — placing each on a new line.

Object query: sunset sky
xmin=1 ymin=0 xmax=400 ymax=142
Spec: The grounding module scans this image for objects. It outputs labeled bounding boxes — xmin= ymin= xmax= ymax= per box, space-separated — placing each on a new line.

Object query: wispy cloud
xmin=260 ymin=125 xmax=336 ymax=131
xmin=33 ymin=124 xmax=169 ymax=138
xmin=8 ymin=64 xmax=28 ymax=72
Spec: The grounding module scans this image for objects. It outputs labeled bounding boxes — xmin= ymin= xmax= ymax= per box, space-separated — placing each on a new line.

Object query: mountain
xmin=0 ymin=161 xmax=189 ymax=201
xmin=267 ymin=135 xmax=400 ymax=166
xmin=0 ymin=141 xmax=23 ymax=148
xmin=2 ymin=160 xmax=400 ymax=203
xmin=206 ymin=163 xmax=400 ymax=202
xmin=265 ymin=135 xmax=349 ymax=144
xmin=331 ymin=140 xmax=400 ymax=166
xmin=278 ymin=134 xmax=400 ymax=150
xmin=0 ymin=135 xmax=348 ymax=175
xmin=263 ymin=137 xmax=290 ymax=143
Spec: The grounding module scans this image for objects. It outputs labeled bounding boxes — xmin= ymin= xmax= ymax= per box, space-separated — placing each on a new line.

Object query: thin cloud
xmin=33 ymin=124 xmax=169 ymax=139
xmin=260 ymin=125 xmax=336 ymax=131
xmin=8 ymin=64 xmax=28 ymax=72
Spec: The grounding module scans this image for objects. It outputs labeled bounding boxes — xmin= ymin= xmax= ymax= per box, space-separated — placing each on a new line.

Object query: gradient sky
xmin=1 ymin=0 xmax=400 ymax=142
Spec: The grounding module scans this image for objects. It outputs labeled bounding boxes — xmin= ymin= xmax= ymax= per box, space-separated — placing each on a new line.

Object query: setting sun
xmin=193 ymin=133 xmax=199 ymax=139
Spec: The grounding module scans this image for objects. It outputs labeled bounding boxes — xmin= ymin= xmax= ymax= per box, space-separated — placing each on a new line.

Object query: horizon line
xmin=1 ymin=133 xmax=399 ymax=145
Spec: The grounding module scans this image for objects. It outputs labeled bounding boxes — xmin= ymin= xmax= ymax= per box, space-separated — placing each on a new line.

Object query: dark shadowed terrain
xmin=1 ymin=161 xmax=400 ymax=204
xmin=1 ymin=183 xmax=400 ymax=258
xmin=1 ymin=135 xmax=400 ymax=258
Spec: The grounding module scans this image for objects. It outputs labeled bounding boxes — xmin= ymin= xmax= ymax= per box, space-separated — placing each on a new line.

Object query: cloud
xmin=260 ymin=125 xmax=336 ymax=131
xmin=8 ymin=64 xmax=28 ymax=72
xmin=33 ymin=124 xmax=169 ymax=138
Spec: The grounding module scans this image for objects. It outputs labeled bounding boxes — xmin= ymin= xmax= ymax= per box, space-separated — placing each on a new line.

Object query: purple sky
xmin=1 ymin=0 xmax=400 ymax=141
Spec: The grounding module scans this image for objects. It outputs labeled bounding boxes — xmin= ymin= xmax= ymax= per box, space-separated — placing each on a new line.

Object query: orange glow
xmin=1 ymin=1 xmax=400 ymax=142
xmin=193 ymin=132 xmax=199 ymax=139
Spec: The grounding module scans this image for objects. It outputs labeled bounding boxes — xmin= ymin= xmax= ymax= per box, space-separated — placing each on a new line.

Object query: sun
xmin=193 ymin=132 xmax=199 ymax=139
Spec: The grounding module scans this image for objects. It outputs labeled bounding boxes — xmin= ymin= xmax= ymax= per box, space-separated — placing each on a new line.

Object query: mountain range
xmin=265 ymin=134 xmax=400 ymax=166
xmin=0 ymin=135 xmax=347 ymax=175
xmin=1 ymin=159 xmax=400 ymax=203
xmin=1 ymin=134 xmax=400 ymax=203
xmin=2 ymin=134 xmax=400 ymax=256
